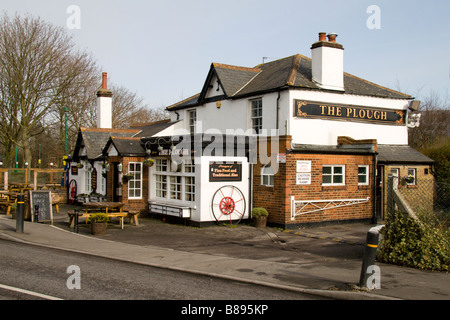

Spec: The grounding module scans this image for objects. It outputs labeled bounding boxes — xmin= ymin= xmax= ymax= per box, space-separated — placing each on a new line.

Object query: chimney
xmin=96 ymin=72 xmax=113 ymax=129
xmin=311 ymin=32 xmax=344 ymax=91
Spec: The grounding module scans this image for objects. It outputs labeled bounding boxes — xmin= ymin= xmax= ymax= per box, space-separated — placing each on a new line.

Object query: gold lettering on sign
xmin=346 ymin=108 xmax=352 ymax=117
xmin=293 ymin=100 xmax=404 ymax=125
xmin=374 ymin=111 xmax=380 ymax=120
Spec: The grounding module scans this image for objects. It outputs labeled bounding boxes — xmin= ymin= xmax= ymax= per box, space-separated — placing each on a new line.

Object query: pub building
xmin=69 ymin=32 xmax=434 ymax=228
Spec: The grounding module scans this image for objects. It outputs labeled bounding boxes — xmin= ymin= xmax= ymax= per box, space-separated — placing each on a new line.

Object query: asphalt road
xmin=0 ymin=239 xmax=326 ymax=301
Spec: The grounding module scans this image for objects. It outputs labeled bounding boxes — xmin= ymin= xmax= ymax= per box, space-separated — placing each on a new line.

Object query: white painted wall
xmin=311 ymin=45 xmax=344 ymax=91
xmin=69 ymin=160 xmax=106 ymax=196
xmin=97 ymin=95 xmax=112 ymax=129
xmin=198 ymin=156 xmax=249 ymax=223
xmin=166 ymin=88 xmax=410 ymax=146
xmin=147 ymin=156 xmax=249 ymax=223
xmin=287 ymin=90 xmax=410 ymax=145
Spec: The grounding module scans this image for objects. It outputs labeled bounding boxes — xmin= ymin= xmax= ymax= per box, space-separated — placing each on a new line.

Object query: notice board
xmin=209 ymin=162 xmax=242 ymax=182
xmin=30 ymin=190 xmax=53 ymax=223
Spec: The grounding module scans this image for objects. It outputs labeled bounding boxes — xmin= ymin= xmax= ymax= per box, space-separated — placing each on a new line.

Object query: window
xmin=261 ymin=165 xmax=274 ymax=186
xmin=251 ymin=99 xmax=262 ymax=134
xmin=156 ymin=159 xmax=168 ymax=172
xmin=358 ymin=165 xmax=369 ymax=185
xmin=128 ymin=162 xmax=143 ymax=199
xmin=84 ymin=170 xmax=91 ymax=193
xmin=154 ymin=158 xmax=195 ymax=202
xmin=156 ymin=175 xmax=167 ymax=198
xmin=407 ymin=168 xmax=416 ymax=185
xmin=184 ymin=159 xmax=195 ymax=173
xmin=188 ymin=109 xmax=196 ymax=134
xmin=170 ymin=176 xmax=182 ymax=200
xmin=185 ymin=176 xmax=195 ymax=201
xmin=322 ymin=165 xmax=345 ymax=186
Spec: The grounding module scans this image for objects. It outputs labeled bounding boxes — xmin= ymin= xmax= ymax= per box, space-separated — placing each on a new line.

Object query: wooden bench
xmin=0 ymin=200 xmax=14 ymax=215
xmin=67 ymin=210 xmax=91 ymax=228
xmin=68 ymin=210 xmax=139 ymax=230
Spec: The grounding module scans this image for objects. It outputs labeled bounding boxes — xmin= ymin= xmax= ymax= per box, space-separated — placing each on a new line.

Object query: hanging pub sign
xmin=91 ymin=168 xmax=97 ymax=193
xmin=293 ymin=100 xmax=405 ymax=125
xmin=209 ymin=162 xmax=242 ymax=182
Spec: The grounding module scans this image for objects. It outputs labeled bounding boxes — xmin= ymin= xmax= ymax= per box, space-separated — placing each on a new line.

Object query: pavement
xmin=0 ymin=204 xmax=448 ymax=300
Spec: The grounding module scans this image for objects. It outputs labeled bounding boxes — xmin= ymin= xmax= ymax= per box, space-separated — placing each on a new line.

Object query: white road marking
xmin=0 ymin=283 xmax=64 ymax=300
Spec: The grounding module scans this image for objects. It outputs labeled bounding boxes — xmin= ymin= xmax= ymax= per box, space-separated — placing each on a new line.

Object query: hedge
xmin=377 ymin=210 xmax=449 ymax=271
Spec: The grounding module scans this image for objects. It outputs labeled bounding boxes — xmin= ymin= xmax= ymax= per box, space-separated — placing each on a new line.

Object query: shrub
xmin=378 ymin=210 xmax=449 ymax=271
xmin=252 ymin=207 xmax=268 ymax=218
xmin=87 ymin=212 xmax=109 ymax=224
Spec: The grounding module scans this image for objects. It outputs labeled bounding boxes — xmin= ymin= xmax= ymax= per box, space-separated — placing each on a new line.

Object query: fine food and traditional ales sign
xmin=293 ymin=100 xmax=405 ymax=125
xmin=209 ymin=162 xmax=242 ymax=182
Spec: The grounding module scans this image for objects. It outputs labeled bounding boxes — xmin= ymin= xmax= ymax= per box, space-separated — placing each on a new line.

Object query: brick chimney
xmin=96 ymin=72 xmax=113 ymax=129
xmin=311 ymin=32 xmax=344 ymax=91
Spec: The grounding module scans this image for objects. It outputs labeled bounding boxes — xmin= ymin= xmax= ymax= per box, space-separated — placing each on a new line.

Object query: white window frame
xmin=128 ymin=162 xmax=143 ymax=199
xmin=84 ymin=169 xmax=91 ymax=194
xmin=185 ymin=176 xmax=195 ymax=202
xmin=322 ymin=165 xmax=345 ymax=186
xmin=156 ymin=175 xmax=167 ymax=198
xmin=261 ymin=165 xmax=274 ymax=187
xmin=154 ymin=158 xmax=196 ymax=202
xmin=251 ymin=99 xmax=262 ymax=134
xmin=358 ymin=165 xmax=369 ymax=186
xmin=407 ymin=168 xmax=417 ymax=185
xmin=188 ymin=109 xmax=196 ymax=134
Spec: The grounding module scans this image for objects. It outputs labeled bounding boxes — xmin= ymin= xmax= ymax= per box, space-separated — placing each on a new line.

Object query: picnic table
xmin=68 ymin=202 xmax=139 ymax=229
xmin=9 ymin=183 xmax=33 ymax=193
xmin=0 ymin=191 xmax=17 ymax=215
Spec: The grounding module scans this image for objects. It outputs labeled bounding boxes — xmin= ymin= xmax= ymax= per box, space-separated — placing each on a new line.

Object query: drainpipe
xmin=373 ymin=152 xmax=378 ymax=224
xmin=276 ymin=91 xmax=281 ymax=131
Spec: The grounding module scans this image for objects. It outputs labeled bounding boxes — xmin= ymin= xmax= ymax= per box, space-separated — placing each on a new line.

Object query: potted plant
xmin=252 ymin=207 xmax=268 ymax=228
xmin=122 ymin=172 xmax=134 ymax=183
xmin=144 ymin=158 xmax=155 ymax=167
xmin=89 ymin=193 xmax=102 ymax=202
xmin=403 ymin=175 xmax=414 ymax=184
xmin=87 ymin=212 xmax=109 ymax=235
xmin=76 ymin=193 xmax=89 ymax=203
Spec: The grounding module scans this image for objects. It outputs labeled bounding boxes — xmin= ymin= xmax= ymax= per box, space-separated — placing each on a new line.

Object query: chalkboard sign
xmin=30 ymin=190 xmax=53 ymax=223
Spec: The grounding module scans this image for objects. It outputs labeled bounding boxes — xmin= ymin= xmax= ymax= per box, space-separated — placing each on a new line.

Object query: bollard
xmin=74 ymin=208 xmax=79 ymax=233
xmin=359 ymin=227 xmax=381 ymax=289
xmin=16 ymin=194 xmax=25 ymax=233
xmin=34 ymin=205 xmax=39 ymax=223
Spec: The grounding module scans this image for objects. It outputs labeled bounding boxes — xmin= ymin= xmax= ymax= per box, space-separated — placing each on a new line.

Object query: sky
xmin=1 ymin=0 xmax=449 ymax=109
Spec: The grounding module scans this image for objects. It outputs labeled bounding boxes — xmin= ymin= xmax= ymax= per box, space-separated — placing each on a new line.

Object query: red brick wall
xmin=253 ymin=136 xmax=374 ymax=227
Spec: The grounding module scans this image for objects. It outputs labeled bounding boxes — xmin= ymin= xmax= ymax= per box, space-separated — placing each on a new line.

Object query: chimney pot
xmin=327 ymin=33 xmax=337 ymax=42
xmin=318 ymin=32 xmax=327 ymax=41
xmin=102 ymin=72 xmax=108 ymax=90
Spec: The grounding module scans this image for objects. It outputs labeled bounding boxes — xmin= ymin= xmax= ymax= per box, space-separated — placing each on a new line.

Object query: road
xmin=0 ymin=239 xmax=325 ymax=301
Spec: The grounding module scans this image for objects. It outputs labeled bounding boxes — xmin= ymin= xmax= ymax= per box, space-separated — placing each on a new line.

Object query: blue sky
xmin=1 ymin=0 xmax=449 ymax=109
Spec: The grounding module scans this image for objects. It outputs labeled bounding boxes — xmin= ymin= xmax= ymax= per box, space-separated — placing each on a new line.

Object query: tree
xmin=409 ymin=90 xmax=449 ymax=152
xmin=0 ymin=13 xmax=97 ymax=167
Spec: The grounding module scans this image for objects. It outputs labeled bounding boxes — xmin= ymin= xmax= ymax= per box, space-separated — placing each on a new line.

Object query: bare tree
xmin=409 ymin=90 xmax=450 ymax=152
xmin=0 ymin=13 xmax=97 ymax=167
